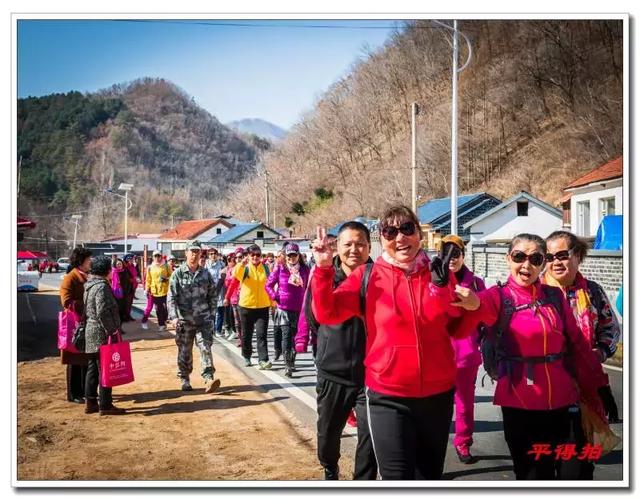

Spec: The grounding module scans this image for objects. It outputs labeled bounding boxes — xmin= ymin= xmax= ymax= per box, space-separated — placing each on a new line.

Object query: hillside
xmin=226 ymin=118 xmax=288 ymax=142
xmin=17 ymin=78 xmax=259 ymax=242
xmin=222 ymin=20 xmax=623 ymax=236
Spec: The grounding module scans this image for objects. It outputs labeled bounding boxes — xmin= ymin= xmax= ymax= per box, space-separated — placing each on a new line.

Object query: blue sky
xmin=17 ymin=19 xmax=400 ymax=129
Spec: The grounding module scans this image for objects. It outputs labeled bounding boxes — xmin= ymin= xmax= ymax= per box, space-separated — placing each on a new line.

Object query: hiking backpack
xmin=479 ymin=283 xmax=569 ymax=385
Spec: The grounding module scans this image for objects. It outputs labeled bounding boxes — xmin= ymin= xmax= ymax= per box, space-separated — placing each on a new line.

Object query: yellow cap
xmin=441 ymin=234 xmax=465 ymax=250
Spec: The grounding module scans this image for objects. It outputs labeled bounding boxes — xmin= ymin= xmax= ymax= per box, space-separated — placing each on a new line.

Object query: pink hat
xmin=235 ymin=247 xmax=245 ymax=255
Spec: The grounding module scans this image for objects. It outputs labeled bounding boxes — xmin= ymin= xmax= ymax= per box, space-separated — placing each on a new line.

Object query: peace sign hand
xmin=311 ymin=226 xmax=333 ymax=268
xmin=429 ymin=243 xmax=455 ymax=287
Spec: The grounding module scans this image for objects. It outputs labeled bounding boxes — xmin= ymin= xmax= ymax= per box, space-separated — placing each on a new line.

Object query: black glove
xmin=429 ymin=243 xmax=456 ymax=287
xmin=598 ymin=385 xmax=620 ymax=423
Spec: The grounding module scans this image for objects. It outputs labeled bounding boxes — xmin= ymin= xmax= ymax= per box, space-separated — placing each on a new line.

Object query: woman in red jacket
xmin=456 ymin=233 xmax=609 ymax=480
xmin=310 ymin=205 xmax=480 ymax=480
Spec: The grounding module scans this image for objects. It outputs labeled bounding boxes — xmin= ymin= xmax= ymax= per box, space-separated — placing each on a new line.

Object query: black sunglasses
xmin=381 ymin=221 xmax=416 ymax=240
xmin=448 ymin=247 xmax=463 ymax=259
xmin=545 ymin=249 xmax=572 ymax=262
xmin=250 ymin=252 xmax=262 ymax=257
xmin=510 ymin=251 xmax=545 ymax=267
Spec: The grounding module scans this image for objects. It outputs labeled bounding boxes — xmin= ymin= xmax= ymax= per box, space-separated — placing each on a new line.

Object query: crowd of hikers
xmin=57 ymin=203 xmax=621 ymax=481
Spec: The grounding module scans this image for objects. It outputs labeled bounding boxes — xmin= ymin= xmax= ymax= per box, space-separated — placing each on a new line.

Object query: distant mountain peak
xmin=226 ymin=118 xmax=288 ymax=142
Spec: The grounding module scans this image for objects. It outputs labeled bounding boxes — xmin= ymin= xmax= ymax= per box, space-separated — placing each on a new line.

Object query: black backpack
xmin=479 ymin=283 xmax=569 ymax=385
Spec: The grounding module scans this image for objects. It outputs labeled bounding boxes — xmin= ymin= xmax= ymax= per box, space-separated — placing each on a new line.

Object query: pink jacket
xmin=460 ymin=277 xmax=606 ymax=417
xmin=224 ymin=265 xmax=240 ymax=305
xmin=451 ymin=266 xmax=485 ymax=367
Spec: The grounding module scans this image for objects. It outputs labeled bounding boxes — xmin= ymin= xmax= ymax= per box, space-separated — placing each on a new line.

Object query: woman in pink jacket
xmin=441 ymin=235 xmax=486 ymax=465
xmin=224 ymin=247 xmax=245 ymax=348
xmin=457 ymin=233 xmax=608 ymax=480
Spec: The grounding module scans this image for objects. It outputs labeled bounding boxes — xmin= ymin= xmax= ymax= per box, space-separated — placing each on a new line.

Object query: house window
xmin=599 ymin=197 xmax=615 ymax=220
xmin=256 ymin=231 xmax=264 ymax=239
xmin=216 ymin=228 xmax=222 ymax=235
xmin=517 ymin=201 xmax=529 ymax=217
xmin=577 ymin=201 xmax=591 ymax=237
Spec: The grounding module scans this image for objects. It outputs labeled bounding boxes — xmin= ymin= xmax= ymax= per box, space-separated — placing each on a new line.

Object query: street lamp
xmin=118 ymin=183 xmax=134 ymax=255
xmin=70 ymin=214 xmax=82 ymax=248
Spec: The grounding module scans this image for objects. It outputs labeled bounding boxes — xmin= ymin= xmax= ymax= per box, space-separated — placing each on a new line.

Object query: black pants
xmin=66 ymin=364 xmax=87 ymax=401
xmin=316 ymin=377 xmax=377 ymax=480
xmin=278 ymin=309 xmax=300 ymax=354
xmin=153 ymin=295 xmax=168 ymax=326
xmin=502 ymin=405 xmax=594 ymax=480
xmin=224 ymin=305 xmax=235 ymax=332
xmin=239 ymin=306 xmax=270 ymax=362
xmin=366 ymin=387 xmax=454 ymax=480
xmin=85 ymin=353 xmax=113 ymax=408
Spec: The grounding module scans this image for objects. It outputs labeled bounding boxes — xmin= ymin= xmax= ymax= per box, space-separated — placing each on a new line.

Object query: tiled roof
xmin=206 ymin=223 xmax=263 ymax=243
xmin=158 ymin=219 xmax=231 ymax=241
xmin=565 ymin=156 xmax=622 ymax=189
xmin=417 ymin=193 xmax=487 ymax=223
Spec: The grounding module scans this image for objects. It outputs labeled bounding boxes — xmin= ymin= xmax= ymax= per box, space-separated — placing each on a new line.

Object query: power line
xmin=115 ymin=19 xmax=410 ymax=30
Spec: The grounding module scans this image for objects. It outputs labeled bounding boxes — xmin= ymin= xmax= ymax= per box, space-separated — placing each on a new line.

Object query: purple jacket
xmin=451 ymin=265 xmax=486 ymax=367
xmin=265 ymin=263 xmax=310 ymax=312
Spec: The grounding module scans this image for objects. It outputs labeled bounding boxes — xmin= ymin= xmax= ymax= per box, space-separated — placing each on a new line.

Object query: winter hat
xmin=441 ymin=234 xmax=465 ymax=254
xmin=152 ymin=250 xmax=162 ymax=257
xmin=234 ymin=247 xmax=245 ymax=255
xmin=90 ymin=255 xmax=112 ymax=276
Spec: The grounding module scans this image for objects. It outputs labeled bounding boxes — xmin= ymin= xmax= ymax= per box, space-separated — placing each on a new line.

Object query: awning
xmin=17 ymin=250 xmax=48 ymax=260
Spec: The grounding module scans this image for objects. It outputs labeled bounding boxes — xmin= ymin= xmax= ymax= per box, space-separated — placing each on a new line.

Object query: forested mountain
xmin=223 ymin=20 xmax=623 ymax=236
xmin=226 ymin=118 xmax=288 ymax=142
xmin=17 ymin=78 xmax=259 ymax=241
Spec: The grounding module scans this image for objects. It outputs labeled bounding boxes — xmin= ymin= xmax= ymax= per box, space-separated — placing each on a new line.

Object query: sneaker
xmin=226 ymin=331 xmax=237 ymax=340
xmin=181 ymin=380 xmax=193 ymax=392
xmin=204 ymin=377 xmax=221 ymax=394
xmin=157 ymin=325 xmax=166 ymax=332
xmin=284 ymin=367 xmax=293 ymax=377
xmin=346 ymin=409 xmax=357 ymax=428
xmin=455 ymin=445 xmax=474 ymax=464
xmin=99 ymin=404 xmax=126 ymax=416
xmin=141 ymin=322 xmax=149 ymax=330
xmin=258 ymin=360 xmax=272 ymax=370
xmin=244 ymin=358 xmax=252 ymax=367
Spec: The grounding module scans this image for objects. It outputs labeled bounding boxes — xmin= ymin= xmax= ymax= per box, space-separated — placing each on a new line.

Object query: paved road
xmin=29 ymin=273 xmax=625 ymax=481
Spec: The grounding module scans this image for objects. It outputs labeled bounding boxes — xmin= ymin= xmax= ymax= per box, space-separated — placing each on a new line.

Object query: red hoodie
xmin=311 ymin=253 xmax=465 ymax=398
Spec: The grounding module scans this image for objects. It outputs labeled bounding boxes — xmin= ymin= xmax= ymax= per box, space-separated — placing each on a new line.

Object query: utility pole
xmin=71 ymin=214 xmax=82 ymax=248
xmin=450 ymin=20 xmax=459 ymax=236
xmin=17 ymin=155 xmax=22 ymax=203
xmin=411 ymin=103 xmax=419 ymax=213
xmin=119 ymin=183 xmax=134 ymax=254
xmin=264 ymin=167 xmax=270 ymax=226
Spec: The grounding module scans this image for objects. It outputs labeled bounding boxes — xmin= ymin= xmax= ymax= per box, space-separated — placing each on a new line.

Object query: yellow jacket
xmin=145 ymin=262 xmax=172 ymax=297
xmin=233 ymin=262 xmax=272 ymax=309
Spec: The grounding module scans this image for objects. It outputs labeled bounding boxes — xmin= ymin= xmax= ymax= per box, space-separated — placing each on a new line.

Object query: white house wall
xmin=569 ymin=179 xmax=623 ymax=237
xmin=469 ymin=203 xmax=562 ymax=242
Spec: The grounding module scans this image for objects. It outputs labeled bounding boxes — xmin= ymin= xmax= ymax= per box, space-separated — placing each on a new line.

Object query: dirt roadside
xmin=17 ymin=316 xmax=327 ymax=481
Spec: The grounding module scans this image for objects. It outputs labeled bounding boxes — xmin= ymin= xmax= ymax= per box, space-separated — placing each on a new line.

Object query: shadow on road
xmin=125 ymin=395 xmax=288 ymax=416
xmin=442 ymin=465 xmax=513 ymax=480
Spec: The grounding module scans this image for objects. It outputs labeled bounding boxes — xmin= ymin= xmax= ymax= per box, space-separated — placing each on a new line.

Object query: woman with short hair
xmin=84 ymin=256 xmax=126 ymax=416
xmin=59 ymin=247 xmax=93 ymax=404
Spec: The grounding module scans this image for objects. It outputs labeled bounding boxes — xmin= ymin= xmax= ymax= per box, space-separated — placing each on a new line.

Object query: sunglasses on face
xmin=250 ymin=252 xmax=262 ymax=257
xmin=449 ymin=248 xmax=462 ymax=259
xmin=510 ymin=251 xmax=545 ymax=267
xmin=545 ymin=249 xmax=572 ymax=262
xmin=190 ymin=249 xmax=201 ymax=254
xmin=286 ymin=253 xmax=299 ymax=258
xmin=381 ymin=221 xmax=416 ymax=240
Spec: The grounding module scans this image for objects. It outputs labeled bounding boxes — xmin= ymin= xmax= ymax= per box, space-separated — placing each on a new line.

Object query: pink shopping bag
xmin=58 ymin=308 xmax=80 ymax=353
xmin=99 ymin=332 xmax=134 ymax=388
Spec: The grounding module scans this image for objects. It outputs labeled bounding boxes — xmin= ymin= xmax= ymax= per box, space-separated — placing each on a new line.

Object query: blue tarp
xmin=593 ymin=215 xmax=623 ymax=250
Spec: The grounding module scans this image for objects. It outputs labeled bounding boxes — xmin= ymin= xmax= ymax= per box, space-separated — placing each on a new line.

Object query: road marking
xmin=25 ymin=293 xmax=37 ymax=325
xmin=215 ymin=335 xmax=358 ymax=438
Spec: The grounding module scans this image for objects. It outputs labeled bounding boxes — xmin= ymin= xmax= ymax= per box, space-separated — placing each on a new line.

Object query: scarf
xmin=544 ymin=271 xmax=596 ymax=344
xmin=287 ymin=262 xmax=303 ymax=286
xmin=382 ymin=249 xmax=429 ymax=275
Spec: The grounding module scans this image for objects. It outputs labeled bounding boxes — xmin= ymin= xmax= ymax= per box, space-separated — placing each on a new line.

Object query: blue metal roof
xmin=205 ymin=223 xmax=262 ymax=243
xmin=417 ymin=193 xmax=486 ymax=223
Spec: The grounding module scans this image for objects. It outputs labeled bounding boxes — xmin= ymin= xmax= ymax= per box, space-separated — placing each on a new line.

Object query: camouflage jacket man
xmin=168 ymin=262 xmax=218 ymax=327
